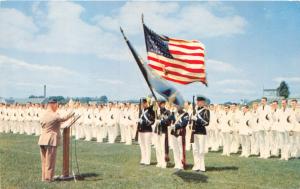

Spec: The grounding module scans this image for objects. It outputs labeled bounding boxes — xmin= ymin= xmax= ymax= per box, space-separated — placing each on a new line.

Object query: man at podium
xmin=38 ymin=99 xmax=74 ymax=182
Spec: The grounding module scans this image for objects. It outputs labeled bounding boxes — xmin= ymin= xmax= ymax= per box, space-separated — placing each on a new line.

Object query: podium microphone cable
xmin=70 ymin=121 xmax=82 ymax=181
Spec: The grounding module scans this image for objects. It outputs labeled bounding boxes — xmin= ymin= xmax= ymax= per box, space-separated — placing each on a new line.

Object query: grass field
xmin=0 ymin=133 xmax=300 ymax=189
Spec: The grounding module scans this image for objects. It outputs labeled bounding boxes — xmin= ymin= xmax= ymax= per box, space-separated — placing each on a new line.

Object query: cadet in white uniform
xmin=4 ymin=105 xmax=11 ymax=133
xmin=95 ymin=105 xmax=104 ymax=143
xmin=270 ymin=101 xmax=280 ymax=157
xmin=84 ymin=105 xmax=93 ymax=141
xmin=0 ymin=104 xmax=5 ymax=133
xmin=107 ymin=103 xmax=118 ymax=144
xmin=220 ymin=105 xmax=233 ymax=156
xmin=124 ymin=104 xmax=135 ymax=145
xmin=208 ymin=104 xmax=219 ymax=152
xmin=119 ymin=104 xmax=128 ymax=143
xmin=257 ymin=97 xmax=272 ymax=159
xmin=10 ymin=105 xmax=18 ymax=134
xmin=289 ymin=99 xmax=300 ymax=158
xmin=239 ymin=105 xmax=252 ymax=157
xmin=34 ymin=104 xmax=42 ymax=136
xmin=250 ymin=102 xmax=260 ymax=155
xmin=230 ymin=103 xmax=241 ymax=154
xmin=279 ymin=99 xmax=292 ymax=160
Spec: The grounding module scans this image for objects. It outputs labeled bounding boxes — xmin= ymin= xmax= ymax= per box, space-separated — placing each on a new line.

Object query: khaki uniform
xmin=38 ymin=109 xmax=71 ymax=181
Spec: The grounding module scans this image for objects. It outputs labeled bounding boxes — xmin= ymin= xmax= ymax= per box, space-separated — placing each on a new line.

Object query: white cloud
xmin=0 ymin=2 xmax=127 ymax=61
xmin=216 ymin=79 xmax=254 ymax=86
xmin=206 ymin=59 xmax=240 ymax=73
xmin=94 ymin=1 xmax=247 ymax=38
xmin=0 ymin=54 xmax=132 ymax=97
xmin=0 ymin=1 xmax=247 ymax=61
xmin=222 ymin=88 xmax=256 ymax=95
xmin=15 ymin=82 xmax=65 ymax=89
xmin=273 ymin=77 xmax=300 ymax=83
xmin=0 ymin=55 xmax=76 ymax=75
xmin=96 ymin=78 xmax=124 ymax=85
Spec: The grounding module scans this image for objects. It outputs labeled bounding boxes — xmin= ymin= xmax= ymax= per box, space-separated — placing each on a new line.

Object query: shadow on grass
xmin=173 ymin=171 xmax=208 ymax=183
xmin=206 ymin=166 xmax=239 ymax=172
xmin=53 ymin=173 xmax=102 ymax=182
xmin=78 ymin=172 xmax=103 ymax=181
xmin=183 ymin=164 xmax=238 ymax=172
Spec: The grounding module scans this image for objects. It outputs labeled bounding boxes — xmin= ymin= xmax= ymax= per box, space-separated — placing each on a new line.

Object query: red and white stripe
xmin=148 ymin=37 xmax=206 ymax=85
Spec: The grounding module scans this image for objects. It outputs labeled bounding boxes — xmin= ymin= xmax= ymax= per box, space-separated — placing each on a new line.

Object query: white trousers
xmin=119 ymin=123 xmax=126 ymax=143
xmin=222 ymin=132 xmax=232 ymax=156
xmin=4 ymin=121 xmax=10 ymax=133
xmin=270 ymin=130 xmax=279 ymax=156
xmin=139 ymin=132 xmax=152 ymax=165
xmin=96 ymin=124 xmax=105 ymax=143
xmin=26 ymin=121 xmax=33 ymax=135
xmin=84 ymin=124 xmax=92 ymax=141
xmin=155 ymin=134 xmax=166 ymax=168
xmin=280 ymin=131 xmax=292 ymax=160
xmin=291 ymin=132 xmax=300 ymax=158
xmin=34 ymin=121 xmax=41 ymax=136
xmin=19 ymin=122 xmax=25 ymax=134
xmin=75 ymin=124 xmax=82 ymax=140
xmin=259 ymin=130 xmax=271 ymax=158
xmin=230 ymin=131 xmax=240 ymax=153
xmin=211 ymin=129 xmax=221 ymax=151
xmin=172 ymin=135 xmax=183 ymax=169
xmin=185 ymin=125 xmax=192 ymax=151
xmin=108 ymin=124 xmax=118 ymax=143
xmin=10 ymin=121 xmax=16 ymax=134
xmin=125 ymin=125 xmax=133 ymax=145
xmin=240 ymin=135 xmax=250 ymax=157
xmin=192 ymin=134 xmax=206 ymax=171
xmin=250 ymin=132 xmax=260 ymax=155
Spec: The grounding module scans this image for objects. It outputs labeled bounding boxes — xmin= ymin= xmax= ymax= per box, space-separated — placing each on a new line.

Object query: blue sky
xmin=0 ymin=1 xmax=299 ymax=103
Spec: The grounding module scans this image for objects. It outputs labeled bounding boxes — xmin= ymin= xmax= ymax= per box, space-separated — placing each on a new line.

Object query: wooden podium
xmin=62 ymin=127 xmax=71 ymax=178
xmin=55 ymin=115 xmax=82 ymax=181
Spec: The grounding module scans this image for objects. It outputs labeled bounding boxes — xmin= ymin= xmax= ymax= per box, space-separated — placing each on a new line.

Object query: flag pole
xmin=120 ymin=27 xmax=158 ymax=101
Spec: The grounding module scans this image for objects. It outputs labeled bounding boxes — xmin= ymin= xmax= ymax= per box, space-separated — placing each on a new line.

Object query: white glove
xmin=170 ymin=124 xmax=176 ymax=130
xmin=150 ymin=97 xmax=156 ymax=105
xmin=191 ymin=116 xmax=197 ymax=121
xmin=155 ymin=120 xmax=160 ymax=125
xmin=138 ymin=118 xmax=143 ymax=124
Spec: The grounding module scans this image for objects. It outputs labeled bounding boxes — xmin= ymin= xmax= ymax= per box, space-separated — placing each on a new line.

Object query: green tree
xmin=277 ymin=81 xmax=290 ymax=98
xmin=99 ymin=95 xmax=108 ymax=103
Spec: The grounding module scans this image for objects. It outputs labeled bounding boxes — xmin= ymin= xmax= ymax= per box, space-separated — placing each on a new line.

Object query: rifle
xmin=190 ymin=96 xmax=196 ymax=143
xmin=135 ymin=99 xmax=142 ymax=141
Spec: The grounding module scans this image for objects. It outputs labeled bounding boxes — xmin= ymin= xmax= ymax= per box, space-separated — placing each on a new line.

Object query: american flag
xmin=143 ymin=24 xmax=207 ymax=85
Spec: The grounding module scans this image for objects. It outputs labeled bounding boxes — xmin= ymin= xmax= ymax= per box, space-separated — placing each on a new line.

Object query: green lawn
xmin=0 ymin=133 xmax=299 ymax=189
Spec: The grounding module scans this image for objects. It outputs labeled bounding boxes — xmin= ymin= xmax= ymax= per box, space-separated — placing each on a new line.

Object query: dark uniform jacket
xmin=194 ymin=107 xmax=210 ymax=135
xmin=154 ymin=107 xmax=175 ymax=134
xmin=171 ymin=112 xmax=189 ymax=137
xmin=138 ymin=106 xmax=155 ymax=132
